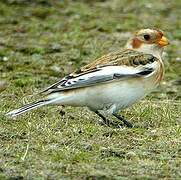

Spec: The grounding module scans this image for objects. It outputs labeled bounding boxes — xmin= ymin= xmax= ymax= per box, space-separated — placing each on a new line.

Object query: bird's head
xmin=126 ymin=28 xmax=169 ymax=58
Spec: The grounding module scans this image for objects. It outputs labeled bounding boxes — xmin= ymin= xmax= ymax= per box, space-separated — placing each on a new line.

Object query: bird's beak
xmin=158 ymin=36 xmax=169 ymax=47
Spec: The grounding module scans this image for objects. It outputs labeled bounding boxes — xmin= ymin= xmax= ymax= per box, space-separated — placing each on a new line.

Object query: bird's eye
xmin=143 ymin=34 xmax=150 ymax=41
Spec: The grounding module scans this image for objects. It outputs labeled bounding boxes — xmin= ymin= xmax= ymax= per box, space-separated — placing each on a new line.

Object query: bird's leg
xmin=94 ymin=110 xmax=110 ymax=125
xmin=94 ymin=110 xmax=121 ymax=127
xmin=113 ymin=113 xmax=133 ymax=128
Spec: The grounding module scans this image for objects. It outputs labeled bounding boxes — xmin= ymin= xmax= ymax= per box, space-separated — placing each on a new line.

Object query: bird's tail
xmin=6 ymin=97 xmax=60 ymax=117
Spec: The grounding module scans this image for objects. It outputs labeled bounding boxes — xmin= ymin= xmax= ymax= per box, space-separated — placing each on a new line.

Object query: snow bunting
xmin=6 ymin=28 xmax=169 ymax=128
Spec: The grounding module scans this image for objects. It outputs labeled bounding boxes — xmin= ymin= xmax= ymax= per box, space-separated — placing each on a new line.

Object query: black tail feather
xmin=6 ymin=99 xmax=50 ymax=117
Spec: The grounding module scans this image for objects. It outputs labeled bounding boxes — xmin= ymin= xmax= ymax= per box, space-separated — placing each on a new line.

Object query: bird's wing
xmin=41 ymin=49 xmax=159 ymax=94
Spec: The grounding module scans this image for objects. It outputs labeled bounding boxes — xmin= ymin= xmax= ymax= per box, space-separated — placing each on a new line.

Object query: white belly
xmin=85 ymin=80 xmax=146 ymax=112
xmin=55 ymin=79 xmax=155 ymax=114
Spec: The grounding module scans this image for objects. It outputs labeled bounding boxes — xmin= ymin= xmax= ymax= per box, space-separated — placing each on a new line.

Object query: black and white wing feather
xmin=42 ymin=50 xmax=158 ymax=94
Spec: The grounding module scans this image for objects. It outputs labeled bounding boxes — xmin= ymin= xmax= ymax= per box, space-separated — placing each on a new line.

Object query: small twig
xmin=21 ymin=143 xmax=29 ymax=161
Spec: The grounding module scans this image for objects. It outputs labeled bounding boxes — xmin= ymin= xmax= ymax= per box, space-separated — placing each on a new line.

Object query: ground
xmin=0 ymin=0 xmax=181 ymax=179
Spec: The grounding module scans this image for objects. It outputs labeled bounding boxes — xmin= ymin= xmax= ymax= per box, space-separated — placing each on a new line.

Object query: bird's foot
xmin=113 ymin=113 xmax=133 ymax=128
xmin=122 ymin=119 xmax=133 ymax=128
xmin=98 ymin=119 xmax=123 ymax=128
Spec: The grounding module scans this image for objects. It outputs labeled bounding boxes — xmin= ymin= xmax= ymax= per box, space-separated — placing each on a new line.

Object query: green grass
xmin=0 ymin=0 xmax=181 ymax=179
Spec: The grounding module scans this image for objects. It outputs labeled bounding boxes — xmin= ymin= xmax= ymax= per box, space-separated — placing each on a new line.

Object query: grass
xmin=0 ymin=0 xmax=181 ymax=179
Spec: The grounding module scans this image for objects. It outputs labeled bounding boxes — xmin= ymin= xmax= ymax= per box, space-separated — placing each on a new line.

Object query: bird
xmin=6 ymin=28 xmax=169 ymax=128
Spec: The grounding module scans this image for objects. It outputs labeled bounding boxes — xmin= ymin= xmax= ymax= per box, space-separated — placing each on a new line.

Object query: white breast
xmin=56 ymin=77 xmax=155 ymax=114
